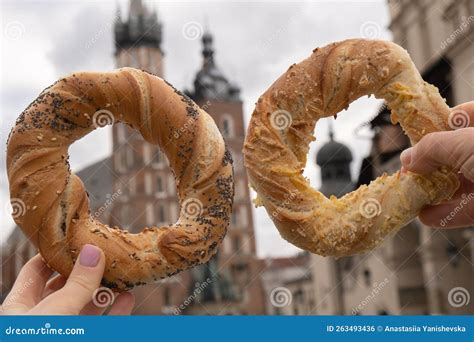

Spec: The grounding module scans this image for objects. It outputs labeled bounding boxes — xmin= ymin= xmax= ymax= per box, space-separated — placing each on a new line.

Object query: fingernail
xmin=400 ymin=148 xmax=413 ymax=167
xmin=79 ymin=244 xmax=101 ymax=267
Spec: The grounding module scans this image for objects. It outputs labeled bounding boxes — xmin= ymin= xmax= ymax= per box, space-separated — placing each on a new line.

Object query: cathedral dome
xmin=187 ymin=29 xmax=240 ymax=102
xmin=316 ymin=133 xmax=353 ymax=166
xmin=316 ymin=126 xmax=354 ymax=197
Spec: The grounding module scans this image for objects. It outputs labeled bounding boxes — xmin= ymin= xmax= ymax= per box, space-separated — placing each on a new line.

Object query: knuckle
xmin=66 ymin=273 xmax=96 ymax=295
xmin=419 ymin=132 xmax=438 ymax=148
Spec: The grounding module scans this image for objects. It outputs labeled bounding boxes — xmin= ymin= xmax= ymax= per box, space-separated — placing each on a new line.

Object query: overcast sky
xmin=0 ymin=0 xmax=391 ymax=257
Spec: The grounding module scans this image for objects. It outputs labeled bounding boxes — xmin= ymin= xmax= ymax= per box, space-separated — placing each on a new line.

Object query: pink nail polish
xmin=79 ymin=244 xmax=101 ymax=267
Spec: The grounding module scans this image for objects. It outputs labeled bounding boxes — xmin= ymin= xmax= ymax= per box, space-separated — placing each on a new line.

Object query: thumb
xmin=31 ymin=244 xmax=106 ymax=315
xmin=400 ymin=128 xmax=474 ymax=181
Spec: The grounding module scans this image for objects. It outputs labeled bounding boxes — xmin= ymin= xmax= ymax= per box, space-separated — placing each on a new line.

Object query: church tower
xmin=114 ymin=0 xmax=164 ymax=75
xmin=310 ymin=126 xmax=354 ymax=315
xmin=110 ymin=1 xmax=190 ymax=315
xmin=184 ymin=29 xmax=265 ymax=315
xmin=316 ymin=124 xmax=354 ymax=197
xmin=110 ymin=0 xmax=180 ymax=237
xmin=109 ymin=1 xmax=264 ymax=314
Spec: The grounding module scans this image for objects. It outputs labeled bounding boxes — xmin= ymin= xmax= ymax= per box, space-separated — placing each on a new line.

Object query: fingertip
xmin=400 ymin=147 xmax=413 ymax=168
xmin=78 ymin=244 xmax=103 ymax=268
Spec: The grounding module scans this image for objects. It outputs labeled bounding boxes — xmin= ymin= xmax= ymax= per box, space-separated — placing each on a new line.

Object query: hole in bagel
xmin=71 ymin=122 xmax=180 ymax=232
xmin=300 ymin=96 xmax=410 ymax=199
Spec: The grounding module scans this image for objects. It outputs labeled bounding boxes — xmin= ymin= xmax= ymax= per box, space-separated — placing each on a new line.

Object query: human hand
xmin=400 ymin=102 xmax=474 ymax=228
xmin=1 ymin=244 xmax=135 ymax=315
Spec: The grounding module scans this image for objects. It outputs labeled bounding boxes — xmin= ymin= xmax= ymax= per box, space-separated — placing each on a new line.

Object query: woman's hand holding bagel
xmin=401 ymin=102 xmax=474 ymax=229
xmin=243 ymin=39 xmax=462 ymax=257
xmin=7 ymin=68 xmax=234 ymax=291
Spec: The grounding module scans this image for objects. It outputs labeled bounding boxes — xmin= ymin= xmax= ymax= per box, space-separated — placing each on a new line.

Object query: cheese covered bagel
xmin=7 ymin=68 xmax=234 ymax=291
xmin=243 ymin=39 xmax=459 ymax=257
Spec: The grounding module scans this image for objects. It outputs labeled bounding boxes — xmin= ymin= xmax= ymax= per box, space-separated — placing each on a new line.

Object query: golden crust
xmin=7 ymin=68 xmax=234 ymax=291
xmin=243 ymin=39 xmax=459 ymax=257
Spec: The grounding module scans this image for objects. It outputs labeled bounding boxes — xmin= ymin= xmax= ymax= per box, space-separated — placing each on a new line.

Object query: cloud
xmin=0 ymin=0 xmax=391 ymax=257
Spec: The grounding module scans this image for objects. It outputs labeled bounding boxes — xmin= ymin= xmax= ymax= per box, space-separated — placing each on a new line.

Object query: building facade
xmin=308 ymin=0 xmax=473 ymax=316
xmin=110 ymin=0 xmax=265 ymax=315
xmin=261 ymin=253 xmax=313 ymax=315
xmin=383 ymin=0 xmax=473 ymax=315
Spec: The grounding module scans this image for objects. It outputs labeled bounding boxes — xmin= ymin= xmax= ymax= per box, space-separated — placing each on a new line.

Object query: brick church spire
xmin=188 ymin=29 xmax=240 ymax=102
xmin=114 ymin=0 xmax=163 ymax=55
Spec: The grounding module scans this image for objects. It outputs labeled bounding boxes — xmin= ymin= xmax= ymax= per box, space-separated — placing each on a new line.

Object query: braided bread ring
xmin=7 ymin=68 xmax=234 ymax=291
xmin=243 ymin=39 xmax=459 ymax=257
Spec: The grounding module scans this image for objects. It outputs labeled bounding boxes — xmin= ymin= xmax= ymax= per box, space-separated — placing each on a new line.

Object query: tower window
xmin=231 ymin=210 xmax=238 ymax=226
xmin=127 ymin=147 xmax=134 ymax=167
xmin=145 ymin=173 xmax=152 ymax=195
xmin=156 ymin=176 xmax=163 ymax=193
xmin=233 ymin=236 xmax=241 ymax=253
xmin=146 ymin=203 xmax=154 ymax=225
xmin=152 ymin=147 xmax=162 ymax=166
xmin=157 ymin=204 xmax=166 ymax=223
xmin=363 ymin=269 xmax=372 ymax=287
xmin=122 ymin=204 xmax=130 ymax=227
xmin=117 ymin=125 xmax=126 ymax=144
xmin=221 ymin=115 xmax=234 ymax=138
xmin=119 ymin=149 xmax=128 ymax=172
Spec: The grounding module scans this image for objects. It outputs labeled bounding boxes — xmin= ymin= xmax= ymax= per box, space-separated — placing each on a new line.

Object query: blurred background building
xmin=1 ymin=0 xmax=473 ymax=315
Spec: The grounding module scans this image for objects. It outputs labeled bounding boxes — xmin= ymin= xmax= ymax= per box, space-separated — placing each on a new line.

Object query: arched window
xmin=156 ymin=175 xmax=163 ymax=193
xmin=228 ymin=148 xmax=241 ymax=171
xmin=117 ymin=150 xmax=128 ymax=173
xmin=363 ymin=269 xmax=371 ymax=287
xmin=152 ymin=147 xmax=162 ymax=167
xmin=157 ymin=204 xmax=166 ymax=223
xmin=122 ymin=204 xmax=130 ymax=228
xmin=146 ymin=203 xmax=154 ymax=225
xmin=127 ymin=147 xmax=134 ymax=167
xmin=231 ymin=210 xmax=238 ymax=226
xmin=117 ymin=124 xmax=126 ymax=144
xmin=233 ymin=236 xmax=241 ymax=253
xmin=239 ymin=206 xmax=248 ymax=226
xmin=221 ymin=114 xmax=234 ymax=138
